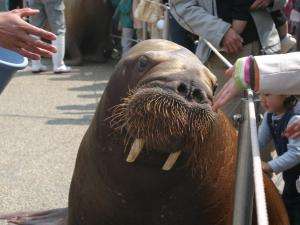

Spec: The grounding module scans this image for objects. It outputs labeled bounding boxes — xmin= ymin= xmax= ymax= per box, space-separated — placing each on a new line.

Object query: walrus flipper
xmin=0 ymin=208 xmax=67 ymax=225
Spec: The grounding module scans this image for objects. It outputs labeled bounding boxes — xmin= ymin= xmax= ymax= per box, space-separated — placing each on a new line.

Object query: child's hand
xmin=261 ymin=161 xmax=273 ymax=177
xmin=284 ymin=120 xmax=300 ymax=139
xmin=250 ymin=0 xmax=272 ymax=10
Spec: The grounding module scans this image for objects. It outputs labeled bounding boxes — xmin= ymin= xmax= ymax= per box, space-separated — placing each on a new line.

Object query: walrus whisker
xmin=109 ymin=85 xmax=217 ymax=171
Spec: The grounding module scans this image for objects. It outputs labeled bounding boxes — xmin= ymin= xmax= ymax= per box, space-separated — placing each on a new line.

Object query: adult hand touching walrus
xmin=0 ymin=8 xmax=57 ymax=60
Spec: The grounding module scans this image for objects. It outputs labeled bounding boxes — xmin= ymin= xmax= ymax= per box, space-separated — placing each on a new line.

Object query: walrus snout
xmin=110 ymin=85 xmax=217 ymax=170
xmin=139 ymin=77 xmax=213 ymax=106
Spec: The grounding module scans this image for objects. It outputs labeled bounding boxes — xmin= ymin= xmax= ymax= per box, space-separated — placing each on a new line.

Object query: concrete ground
xmin=0 ymin=60 xmax=114 ymax=220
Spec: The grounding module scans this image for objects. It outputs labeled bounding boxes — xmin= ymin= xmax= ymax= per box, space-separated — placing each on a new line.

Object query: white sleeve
xmin=254 ymin=52 xmax=300 ymax=95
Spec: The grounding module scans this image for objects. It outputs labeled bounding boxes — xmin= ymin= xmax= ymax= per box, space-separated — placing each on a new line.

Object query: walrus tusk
xmin=162 ymin=151 xmax=182 ymax=171
xmin=126 ymin=139 xmax=145 ymax=163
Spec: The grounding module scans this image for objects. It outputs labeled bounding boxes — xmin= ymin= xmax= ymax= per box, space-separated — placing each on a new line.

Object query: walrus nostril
xmin=177 ymin=83 xmax=188 ymax=96
xmin=192 ymin=89 xmax=204 ymax=103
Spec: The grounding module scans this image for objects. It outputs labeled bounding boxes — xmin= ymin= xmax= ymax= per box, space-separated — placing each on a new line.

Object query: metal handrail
xmin=201 ymin=38 xmax=269 ymax=225
xmin=232 ymin=100 xmax=254 ymax=225
xmin=247 ymin=89 xmax=269 ymax=225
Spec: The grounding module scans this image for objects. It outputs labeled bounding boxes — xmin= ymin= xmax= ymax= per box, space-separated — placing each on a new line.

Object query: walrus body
xmin=64 ymin=0 xmax=113 ymax=65
xmin=0 ymin=40 xmax=289 ymax=225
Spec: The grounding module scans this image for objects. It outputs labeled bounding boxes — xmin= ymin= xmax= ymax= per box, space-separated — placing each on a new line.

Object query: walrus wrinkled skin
xmin=64 ymin=0 xmax=113 ymax=65
xmin=0 ymin=40 xmax=289 ymax=225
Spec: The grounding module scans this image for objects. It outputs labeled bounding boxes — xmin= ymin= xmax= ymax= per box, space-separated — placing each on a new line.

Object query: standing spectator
xmin=293 ymin=0 xmax=300 ymax=50
xmin=6 ymin=0 xmax=23 ymax=10
xmin=132 ymin=0 xmax=143 ymax=41
xmin=28 ymin=0 xmax=70 ymax=73
xmin=170 ymin=0 xmax=286 ymax=117
xmin=113 ymin=0 xmax=134 ymax=56
xmin=168 ymin=13 xmax=196 ymax=53
xmin=232 ymin=1 xmax=296 ymax=53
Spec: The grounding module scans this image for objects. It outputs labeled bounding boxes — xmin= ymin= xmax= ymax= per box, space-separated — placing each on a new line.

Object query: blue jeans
xmin=28 ymin=0 xmax=66 ymax=35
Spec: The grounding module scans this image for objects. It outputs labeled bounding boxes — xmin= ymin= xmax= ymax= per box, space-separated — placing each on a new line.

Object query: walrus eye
xmin=137 ymin=56 xmax=149 ymax=72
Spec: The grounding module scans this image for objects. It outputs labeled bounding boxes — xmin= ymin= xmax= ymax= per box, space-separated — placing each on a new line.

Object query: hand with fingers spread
xmin=0 ymin=8 xmax=57 ymax=60
xmin=212 ymin=76 xmax=241 ymax=112
xmin=212 ymin=56 xmax=256 ymax=111
xmin=221 ymin=28 xmax=244 ymax=54
xmin=250 ymin=0 xmax=273 ymax=10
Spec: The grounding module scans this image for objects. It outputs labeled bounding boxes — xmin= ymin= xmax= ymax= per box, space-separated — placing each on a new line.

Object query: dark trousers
xmin=282 ymin=179 xmax=300 ymax=225
xmin=168 ymin=13 xmax=196 ymax=53
xmin=8 ymin=0 xmax=23 ymax=10
xmin=296 ymin=22 xmax=300 ymax=51
xmin=285 ymin=203 xmax=300 ymax=225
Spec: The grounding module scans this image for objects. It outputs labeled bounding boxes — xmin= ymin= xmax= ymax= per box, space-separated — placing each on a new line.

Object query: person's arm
xmin=231 ymin=0 xmax=251 ymax=34
xmin=258 ymin=113 xmax=274 ymax=176
xmin=267 ymin=116 xmax=300 ymax=174
xmin=284 ymin=103 xmax=300 ymax=138
xmin=170 ymin=0 xmax=241 ymax=50
xmin=254 ymin=52 xmax=300 ymax=95
xmin=250 ymin=0 xmax=286 ymax=11
xmin=213 ymin=53 xmax=300 ymax=111
xmin=258 ymin=113 xmax=273 ymax=151
xmin=0 ymin=8 xmax=57 ymax=60
xmin=271 ymin=0 xmax=287 ymax=11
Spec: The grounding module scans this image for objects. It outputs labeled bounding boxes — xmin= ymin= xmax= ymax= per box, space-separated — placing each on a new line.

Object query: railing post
xmin=232 ymin=99 xmax=254 ymax=225
xmin=142 ymin=22 xmax=147 ymax=40
xmin=163 ymin=6 xmax=169 ymax=40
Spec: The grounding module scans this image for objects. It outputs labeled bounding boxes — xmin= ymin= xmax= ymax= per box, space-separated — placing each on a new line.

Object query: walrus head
xmin=108 ymin=40 xmax=218 ymax=171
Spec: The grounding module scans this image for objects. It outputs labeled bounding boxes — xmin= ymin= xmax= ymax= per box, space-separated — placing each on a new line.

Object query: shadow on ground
xmin=16 ymin=60 xmax=114 ymax=126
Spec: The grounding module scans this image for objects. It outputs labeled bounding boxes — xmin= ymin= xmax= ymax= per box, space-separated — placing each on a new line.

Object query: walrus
xmin=64 ymin=0 xmax=113 ymax=66
xmin=0 ymin=40 xmax=290 ymax=225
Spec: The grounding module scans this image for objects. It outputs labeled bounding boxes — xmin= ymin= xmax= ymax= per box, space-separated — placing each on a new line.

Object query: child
xmin=258 ymin=94 xmax=300 ymax=225
xmin=232 ymin=0 xmax=296 ymax=53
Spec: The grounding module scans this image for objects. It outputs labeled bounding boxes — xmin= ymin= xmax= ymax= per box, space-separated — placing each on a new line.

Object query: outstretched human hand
xmin=212 ymin=67 xmax=242 ymax=111
xmin=0 ymin=8 xmax=57 ymax=60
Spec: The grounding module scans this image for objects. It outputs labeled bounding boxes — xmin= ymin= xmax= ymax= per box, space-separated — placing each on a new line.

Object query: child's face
xmin=260 ymin=94 xmax=287 ymax=113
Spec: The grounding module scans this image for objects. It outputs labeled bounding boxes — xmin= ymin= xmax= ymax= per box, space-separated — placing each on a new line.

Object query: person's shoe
xmin=281 ymin=33 xmax=297 ymax=53
xmin=53 ymin=65 xmax=71 ymax=74
xmin=31 ymin=60 xmax=48 ymax=73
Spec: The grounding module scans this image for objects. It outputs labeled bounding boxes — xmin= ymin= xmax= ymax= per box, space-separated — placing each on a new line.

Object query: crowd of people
xmin=0 ymin=0 xmax=300 ymax=224
xmin=110 ymin=0 xmax=168 ymax=55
